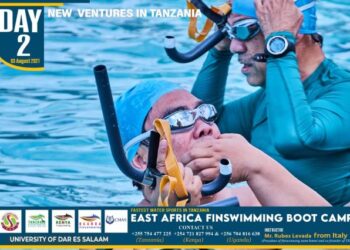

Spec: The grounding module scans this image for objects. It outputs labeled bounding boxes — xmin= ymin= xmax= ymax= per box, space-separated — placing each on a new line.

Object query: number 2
xmin=17 ymin=35 xmax=31 ymax=57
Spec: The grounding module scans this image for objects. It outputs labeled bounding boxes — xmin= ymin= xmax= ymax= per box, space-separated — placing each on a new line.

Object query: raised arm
xmin=192 ymin=48 xmax=232 ymax=110
xmin=183 ymin=133 xmax=331 ymax=206
xmin=216 ymin=89 xmax=263 ymax=140
xmin=255 ymin=0 xmax=350 ymax=157
xmin=266 ymin=33 xmax=350 ymax=157
xmin=230 ymin=134 xmax=331 ymax=206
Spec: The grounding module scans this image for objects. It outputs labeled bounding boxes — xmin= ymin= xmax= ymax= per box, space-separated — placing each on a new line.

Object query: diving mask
xmin=225 ymin=18 xmax=261 ymax=41
xmin=124 ymin=104 xmax=217 ymax=154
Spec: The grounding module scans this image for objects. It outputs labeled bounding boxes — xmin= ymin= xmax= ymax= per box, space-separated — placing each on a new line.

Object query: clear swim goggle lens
xmin=123 ymin=104 xmax=218 ymax=153
xmin=164 ymin=103 xmax=217 ymax=131
xmin=225 ymin=18 xmax=261 ymax=41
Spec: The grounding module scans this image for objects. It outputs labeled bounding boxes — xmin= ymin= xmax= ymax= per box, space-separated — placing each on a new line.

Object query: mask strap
xmin=124 ymin=130 xmax=152 ymax=156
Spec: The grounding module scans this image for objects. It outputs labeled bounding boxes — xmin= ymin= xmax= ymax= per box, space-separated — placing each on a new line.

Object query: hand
xmin=182 ymin=134 xmax=266 ymax=183
xmin=215 ymin=36 xmax=231 ymax=51
xmin=181 ymin=137 xmax=221 ymax=182
xmin=147 ymin=163 xmax=202 ymax=206
xmin=145 ymin=139 xmax=202 ymax=206
xmin=255 ymin=0 xmax=303 ymax=37
xmin=214 ymin=0 xmax=232 ymax=51
xmin=179 ymin=163 xmax=203 ymax=206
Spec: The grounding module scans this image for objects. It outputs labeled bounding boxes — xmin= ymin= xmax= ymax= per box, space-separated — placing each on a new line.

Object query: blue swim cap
xmin=115 ymin=80 xmax=183 ymax=162
xmin=233 ymin=0 xmax=317 ymax=34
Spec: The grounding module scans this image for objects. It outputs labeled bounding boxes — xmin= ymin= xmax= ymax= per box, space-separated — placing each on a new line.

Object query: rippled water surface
xmin=1 ymin=0 xmax=350 ymax=206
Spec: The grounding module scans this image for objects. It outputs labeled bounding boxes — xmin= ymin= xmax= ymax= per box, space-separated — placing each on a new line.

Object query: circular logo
xmin=1 ymin=213 xmax=19 ymax=231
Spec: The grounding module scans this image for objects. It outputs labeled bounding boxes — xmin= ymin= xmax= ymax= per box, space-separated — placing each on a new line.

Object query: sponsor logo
xmin=105 ymin=215 xmax=114 ymax=224
xmin=52 ymin=210 xmax=75 ymax=233
xmin=55 ymin=213 xmax=73 ymax=226
xmin=1 ymin=213 xmax=19 ymax=231
xmin=104 ymin=210 xmax=128 ymax=233
xmin=28 ymin=214 xmax=46 ymax=227
xmin=78 ymin=210 xmax=101 ymax=233
xmin=80 ymin=214 xmax=100 ymax=222
xmin=0 ymin=210 xmax=22 ymax=233
xmin=55 ymin=213 xmax=73 ymax=221
xmin=25 ymin=210 xmax=48 ymax=233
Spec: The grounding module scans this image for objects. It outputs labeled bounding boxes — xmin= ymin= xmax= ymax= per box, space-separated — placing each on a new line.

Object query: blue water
xmin=1 ymin=0 xmax=350 ymax=206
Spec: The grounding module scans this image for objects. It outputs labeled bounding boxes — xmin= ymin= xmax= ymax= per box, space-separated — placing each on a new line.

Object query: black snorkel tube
xmin=94 ymin=65 xmax=237 ymax=203
xmin=164 ymin=29 xmax=227 ymax=63
xmin=164 ymin=0 xmax=230 ymax=63
xmin=94 ymin=65 xmax=146 ymax=184
xmin=191 ymin=0 xmax=226 ymax=26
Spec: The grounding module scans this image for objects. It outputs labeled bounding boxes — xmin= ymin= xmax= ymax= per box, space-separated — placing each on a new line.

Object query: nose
xmin=193 ymin=119 xmax=214 ymax=139
xmin=230 ymin=39 xmax=247 ymax=54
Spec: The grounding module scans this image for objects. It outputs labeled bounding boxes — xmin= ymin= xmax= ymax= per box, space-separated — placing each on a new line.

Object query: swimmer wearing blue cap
xmin=116 ymin=80 xmax=259 ymax=206
xmin=115 ymin=80 xmax=330 ymax=206
xmin=191 ymin=0 xmax=350 ymax=206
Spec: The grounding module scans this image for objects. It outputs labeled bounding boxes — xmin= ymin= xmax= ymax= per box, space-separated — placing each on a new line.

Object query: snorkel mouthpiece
xmin=201 ymin=159 xmax=232 ymax=196
xmin=253 ymin=53 xmax=267 ymax=62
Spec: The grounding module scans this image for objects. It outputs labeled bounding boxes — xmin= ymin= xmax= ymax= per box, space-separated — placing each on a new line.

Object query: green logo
xmin=28 ymin=214 xmax=46 ymax=227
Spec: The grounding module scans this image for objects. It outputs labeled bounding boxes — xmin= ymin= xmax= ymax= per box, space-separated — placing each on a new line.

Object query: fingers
xmin=255 ymin=0 xmax=302 ymax=36
xmin=184 ymin=170 xmax=202 ymax=206
xmin=297 ymin=11 xmax=304 ymax=27
xmin=181 ymin=147 xmax=212 ymax=166
xmin=190 ymin=175 xmax=202 ymax=204
xmin=181 ymin=138 xmax=215 ymax=164
xmin=218 ymin=133 xmax=233 ymax=139
xmin=215 ymin=37 xmax=232 ymax=52
xmin=192 ymin=175 xmax=202 ymax=188
xmin=185 ymin=157 xmax=217 ymax=175
xmin=254 ymin=0 xmax=263 ymax=12
xmin=177 ymin=162 xmax=185 ymax=178
xmin=198 ymin=168 xmax=219 ymax=182
xmin=219 ymin=133 xmax=248 ymax=146
xmin=219 ymin=133 xmax=243 ymax=140
xmin=148 ymin=177 xmax=166 ymax=206
xmin=185 ymin=156 xmax=220 ymax=182
xmin=183 ymin=166 xmax=194 ymax=185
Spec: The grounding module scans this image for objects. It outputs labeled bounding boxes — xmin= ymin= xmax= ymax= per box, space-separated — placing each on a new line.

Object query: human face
xmin=228 ymin=14 xmax=266 ymax=86
xmin=144 ymin=90 xmax=221 ymax=160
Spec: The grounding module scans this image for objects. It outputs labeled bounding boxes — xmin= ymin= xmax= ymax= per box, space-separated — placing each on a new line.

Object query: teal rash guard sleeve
xmin=266 ymin=32 xmax=350 ymax=158
xmin=192 ymin=48 xmax=233 ymax=109
xmin=191 ymin=40 xmax=350 ymax=205
xmin=192 ymin=48 xmax=261 ymax=140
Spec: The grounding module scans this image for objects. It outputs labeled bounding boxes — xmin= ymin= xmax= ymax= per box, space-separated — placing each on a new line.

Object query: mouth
xmin=240 ymin=62 xmax=253 ymax=74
